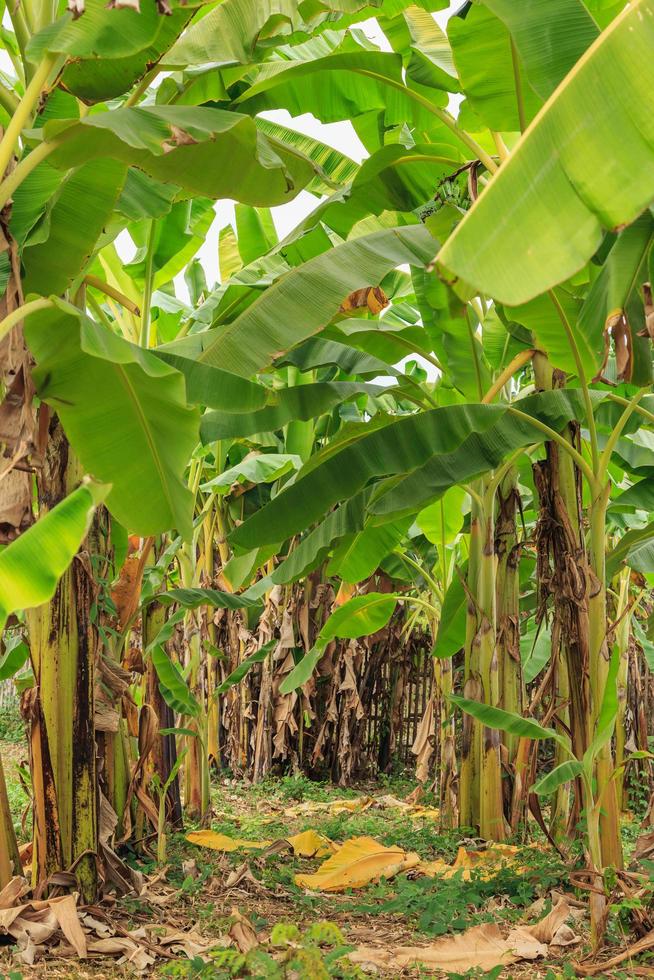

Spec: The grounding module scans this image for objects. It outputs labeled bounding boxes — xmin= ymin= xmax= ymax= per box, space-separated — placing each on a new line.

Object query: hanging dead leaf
xmin=339 ymin=286 xmax=389 ymax=316
xmin=294 ymin=836 xmax=420 ymax=892
xmin=110 ymin=537 xmax=154 ymax=628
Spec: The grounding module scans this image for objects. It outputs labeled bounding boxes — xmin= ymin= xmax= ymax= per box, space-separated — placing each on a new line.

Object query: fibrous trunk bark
xmin=25 ymin=419 xmax=98 ymax=902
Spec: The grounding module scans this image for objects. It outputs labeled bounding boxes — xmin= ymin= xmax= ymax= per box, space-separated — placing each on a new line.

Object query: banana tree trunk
xmin=0 ymin=752 xmax=20 ymax=886
xmin=495 ymin=468 xmax=522 ymax=762
xmin=533 ymin=356 xmax=591 ymax=838
xmin=460 ymin=491 xmax=482 ymax=828
xmin=588 ymin=487 xmax=623 ymax=870
xmin=435 ymin=657 xmax=458 ymax=828
xmin=26 ymin=419 xmax=98 ymax=902
xmin=477 ymin=482 xmax=505 ymax=842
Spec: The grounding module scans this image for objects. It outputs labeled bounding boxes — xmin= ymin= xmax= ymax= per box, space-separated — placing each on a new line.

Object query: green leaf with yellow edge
xmin=0 ymin=481 xmax=108 ymax=631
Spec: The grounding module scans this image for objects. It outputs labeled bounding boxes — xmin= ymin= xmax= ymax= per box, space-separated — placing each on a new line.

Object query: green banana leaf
xmin=482 ymin=0 xmax=598 ymax=100
xmin=24 ymin=300 xmax=199 ymax=540
xmin=439 ymin=0 xmax=654 ymax=305
xmin=22 ymin=159 xmax=126 ymax=296
xmin=448 ymin=3 xmax=542 ymax=131
xmin=201 ymin=454 xmax=302 ymax=495
xmin=28 ymin=0 xmax=195 ymax=102
xmin=232 ymin=389 xmax=597 ymax=549
xmin=200 ymin=381 xmax=388 ymax=441
xmin=42 ymin=107 xmax=315 ymax=207
xmin=0 ymin=481 xmax=108 ymax=631
xmin=165 ymin=225 xmax=438 ymax=378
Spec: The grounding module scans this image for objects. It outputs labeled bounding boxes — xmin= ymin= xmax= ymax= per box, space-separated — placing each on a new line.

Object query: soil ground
xmin=0 ymin=734 xmax=646 ymax=979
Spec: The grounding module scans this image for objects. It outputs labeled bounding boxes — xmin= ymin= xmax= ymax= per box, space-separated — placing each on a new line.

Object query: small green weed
xmin=158 ymin=920 xmax=361 ymax=979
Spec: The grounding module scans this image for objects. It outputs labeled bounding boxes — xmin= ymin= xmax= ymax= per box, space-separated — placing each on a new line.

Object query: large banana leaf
xmin=255 ymin=117 xmax=359 ymax=194
xmin=22 ymin=159 xmax=126 ymax=296
xmin=317 ymin=143 xmax=463 ymax=238
xmin=231 ymin=389 xmax=599 ymax=549
xmin=163 ymin=0 xmax=329 ymax=69
xmin=230 ymin=402 xmax=506 ymax=549
xmin=327 ymin=517 xmax=411 ymax=583
xmin=27 ymin=0 xmax=195 ymax=102
xmin=24 ymin=301 xmax=199 ymax=540
xmin=371 ymin=388 xmax=600 ymax=518
xmin=448 ymin=4 xmax=542 ymax=131
xmin=278 ymin=337 xmax=399 ymax=377
xmin=0 ymin=482 xmax=108 ymax=632
xmin=200 ymin=381 xmax=388 ymax=441
xmin=42 ymin=107 xmax=315 ymax=206
xmin=482 ymin=0 xmax=599 ymax=99
xmin=272 ymin=491 xmax=371 ymax=584
xmin=236 ymin=48 xmax=449 ymax=128
xmin=439 ymin=0 xmax=654 ymax=305
xmin=163 ymin=225 xmax=438 ymax=378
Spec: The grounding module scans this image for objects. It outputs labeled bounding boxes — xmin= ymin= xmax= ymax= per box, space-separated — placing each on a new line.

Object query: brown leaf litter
xmin=0 ymin=873 xmax=218 ymax=971
xmin=349 ymin=898 xmax=579 ymax=973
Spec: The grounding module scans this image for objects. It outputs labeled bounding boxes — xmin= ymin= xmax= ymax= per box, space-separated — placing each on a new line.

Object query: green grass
xmin=0 ymin=702 xmax=24 ymax=743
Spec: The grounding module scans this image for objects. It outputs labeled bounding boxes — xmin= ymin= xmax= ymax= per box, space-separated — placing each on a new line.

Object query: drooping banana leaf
xmin=448 ymin=3 xmax=542 ymax=132
xmin=439 ymin=0 xmax=654 ymax=305
xmin=162 ymin=224 xmax=438 ymax=378
xmin=200 ymin=381 xmax=389 ymax=441
xmin=21 ymin=158 xmax=126 ymax=296
xmin=27 ymin=0 xmax=196 ymax=102
xmin=371 ymin=388 xmax=603 ymax=518
xmin=231 ymin=389 xmax=597 ymax=549
xmin=236 ymin=48 xmax=450 ymax=129
xmin=24 ymin=300 xmax=199 ymax=540
xmin=42 ymin=107 xmax=316 ymax=207
xmin=0 ymin=481 xmax=108 ymax=632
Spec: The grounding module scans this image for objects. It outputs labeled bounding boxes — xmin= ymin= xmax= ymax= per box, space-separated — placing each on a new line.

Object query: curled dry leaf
xmin=228 ymin=909 xmax=258 ymax=953
xmin=417 ymin=843 xmax=527 ymax=881
xmin=287 ymin=829 xmax=336 ymax=859
xmin=339 ymin=286 xmax=389 ymax=316
xmin=350 ymin=899 xmax=576 ymax=973
xmin=294 ymin=836 xmax=420 ymax=892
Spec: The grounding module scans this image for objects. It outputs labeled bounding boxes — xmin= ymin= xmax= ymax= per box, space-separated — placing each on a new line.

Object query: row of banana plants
xmin=1 ymin=0 xmax=654 ymax=950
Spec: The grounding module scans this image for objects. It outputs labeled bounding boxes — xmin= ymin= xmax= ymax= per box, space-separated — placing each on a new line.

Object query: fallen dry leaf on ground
xmin=186 ymin=830 xmax=273 ymax=852
xmin=187 ymin=827 xmax=335 ymax=859
xmin=229 ymin=909 xmax=259 ymax=953
xmin=350 ymin=899 xmax=576 ymax=973
xmin=294 ymin=836 xmax=420 ymax=892
xmin=0 ymin=873 xmax=217 ymax=970
xmin=287 ymin=829 xmax=336 ymax=858
xmin=417 ymin=843 xmax=526 ymax=880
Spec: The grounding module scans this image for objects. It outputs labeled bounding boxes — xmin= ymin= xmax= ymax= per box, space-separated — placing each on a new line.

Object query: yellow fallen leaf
xmin=409 ymin=805 xmax=441 ymax=821
xmin=186 ymin=831 xmax=272 ymax=852
xmin=287 ymin=830 xmax=336 ymax=859
xmin=287 ymin=796 xmax=374 ymax=817
xmin=294 ymin=836 xmax=420 ymax=892
xmin=417 ymin=843 xmax=526 ymax=881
